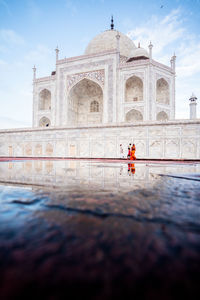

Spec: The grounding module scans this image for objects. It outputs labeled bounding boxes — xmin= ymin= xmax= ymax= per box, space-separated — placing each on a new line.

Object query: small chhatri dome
xmin=111 ymin=15 xmax=114 ymax=30
xmin=127 ymin=43 xmax=149 ymax=62
xmin=85 ymin=29 xmax=136 ymax=57
xmin=189 ymin=93 xmax=197 ymax=102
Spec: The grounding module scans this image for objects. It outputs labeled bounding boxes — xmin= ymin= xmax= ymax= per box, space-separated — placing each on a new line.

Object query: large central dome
xmin=84 ymin=30 xmax=136 ymax=57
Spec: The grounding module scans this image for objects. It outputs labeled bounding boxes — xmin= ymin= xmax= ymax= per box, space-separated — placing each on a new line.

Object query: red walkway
xmin=0 ymin=157 xmax=200 ymax=164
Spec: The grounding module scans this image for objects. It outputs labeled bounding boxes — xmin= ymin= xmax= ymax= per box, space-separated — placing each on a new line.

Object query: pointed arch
xmin=39 ymin=116 xmax=51 ymax=127
xmin=34 ymin=144 xmax=42 ymax=155
xmin=125 ymin=109 xmax=143 ymax=122
xmin=156 ymin=78 xmax=169 ymax=104
xmin=67 ymin=78 xmax=103 ymax=125
xmin=156 ymin=111 xmax=169 ymax=121
xmin=38 ymin=89 xmax=51 ymax=110
xmin=46 ymin=143 xmax=53 ymax=156
xmin=125 ymin=76 xmax=143 ymax=102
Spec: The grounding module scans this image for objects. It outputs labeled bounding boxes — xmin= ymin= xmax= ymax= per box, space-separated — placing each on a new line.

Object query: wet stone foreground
xmin=0 ymin=160 xmax=200 ymax=299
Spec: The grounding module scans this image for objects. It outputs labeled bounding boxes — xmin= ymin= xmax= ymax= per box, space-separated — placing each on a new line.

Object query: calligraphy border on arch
xmin=66 ymin=69 xmax=105 ymax=91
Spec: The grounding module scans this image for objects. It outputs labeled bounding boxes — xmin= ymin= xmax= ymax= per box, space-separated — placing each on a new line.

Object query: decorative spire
xmin=55 ymin=46 xmax=59 ymax=62
xmin=148 ymin=41 xmax=153 ymax=49
xmin=189 ymin=93 xmax=197 ymax=102
xmin=189 ymin=93 xmax=198 ymax=119
xmin=170 ymin=52 xmax=176 ymax=71
xmin=32 ymin=65 xmax=36 ymax=80
xmin=148 ymin=41 xmax=153 ymax=59
xmin=111 ymin=15 xmax=114 ymax=30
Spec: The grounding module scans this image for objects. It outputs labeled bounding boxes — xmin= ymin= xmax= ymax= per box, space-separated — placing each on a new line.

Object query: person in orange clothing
xmin=130 ymin=144 xmax=136 ymax=160
xmin=130 ymin=163 xmax=135 ymax=174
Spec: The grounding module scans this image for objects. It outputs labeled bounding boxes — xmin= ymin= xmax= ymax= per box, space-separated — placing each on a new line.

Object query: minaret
xmin=170 ymin=53 xmax=176 ymax=72
xmin=148 ymin=41 xmax=153 ymax=60
xmin=55 ymin=46 xmax=59 ymax=62
xmin=32 ymin=65 xmax=36 ymax=80
xmin=111 ymin=15 xmax=114 ymax=30
xmin=189 ymin=93 xmax=197 ymax=119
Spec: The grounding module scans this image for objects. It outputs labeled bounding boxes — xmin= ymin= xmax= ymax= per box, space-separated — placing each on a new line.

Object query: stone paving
xmin=0 ymin=160 xmax=200 ymax=299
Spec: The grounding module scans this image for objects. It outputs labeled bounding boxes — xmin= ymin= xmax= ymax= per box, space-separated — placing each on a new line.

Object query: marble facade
xmin=0 ymin=120 xmax=200 ymax=159
xmin=32 ymin=29 xmax=176 ymax=128
xmin=0 ymin=27 xmax=199 ymax=159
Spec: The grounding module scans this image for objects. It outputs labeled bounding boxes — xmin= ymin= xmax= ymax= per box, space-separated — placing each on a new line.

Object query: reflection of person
xmin=130 ymin=163 xmax=135 ymax=174
xmin=128 ymin=163 xmax=136 ymax=175
xmin=128 ymin=163 xmax=131 ymax=175
xmin=120 ymin=144 xmax=124 ymax=159
xmin=130 ymin=144 xmax=136 ymax=160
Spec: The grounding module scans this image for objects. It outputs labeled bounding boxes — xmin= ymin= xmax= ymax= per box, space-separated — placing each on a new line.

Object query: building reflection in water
xmin=0 ymin=160 xmax=200 ymax=192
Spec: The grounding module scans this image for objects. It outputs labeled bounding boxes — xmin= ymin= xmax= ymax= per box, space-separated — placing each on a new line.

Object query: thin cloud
xmin=126 ymin=8 xmax=200 ymax=118
xmin=0 ymin=29 xmax=25 ymax=45
xmin=127 ymin=8 xmax=184 ymax=55
xmin=127 ymin=8 xmax=200 ymax=78
xmin=25 ymin=45 xmax=52 ymax=62
xmin=0 ymin=59 xmax=7 ymax=65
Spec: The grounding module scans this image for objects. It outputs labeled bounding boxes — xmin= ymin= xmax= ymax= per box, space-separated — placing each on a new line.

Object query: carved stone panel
xmin=165 ymin=139 xmax=180 ymax=158
xmin=134 ymin=140 xmax=146 ymax=158
xmin=79 ymin=140 xmax=90 ymax=158
xmin=91 ymin=139 xmax=104 ymax=158
xmin=149 ymin=140 xmax=163 ymax=158
xmin=67 ymin=69 xmax=105 ymax=91
xmin=181 ymin=139 xmax=197 ymax=158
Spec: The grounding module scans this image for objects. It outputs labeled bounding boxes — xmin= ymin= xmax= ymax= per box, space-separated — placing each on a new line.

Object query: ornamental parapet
xmin=57 ymin=49 xmax=118 ymax=65
xmin=34 ymin=75 xmax=56 ymax=83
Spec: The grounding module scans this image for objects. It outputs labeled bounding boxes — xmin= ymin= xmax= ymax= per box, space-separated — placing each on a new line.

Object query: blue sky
xmin=0 ymin=0 xmax=200 ymax=128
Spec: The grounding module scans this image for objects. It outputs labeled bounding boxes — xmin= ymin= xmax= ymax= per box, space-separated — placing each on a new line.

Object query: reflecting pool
xmin=0 ymin=160 xmax=200 ymax=299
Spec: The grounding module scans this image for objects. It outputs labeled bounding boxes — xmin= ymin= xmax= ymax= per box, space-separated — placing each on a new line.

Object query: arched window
xmin=90 ymin=100 xmax=99 ymax=112
xmin=156 ymin=78 xmax=169 ymax=104
xmin=35 ymin=144 xmax=42 ymax=155
xmin=156 ymin=111 xmax=168 ymax=121
xmin=125 ymin=76 xmax=143 ymax=102
xmin=46 ymin=143 xmax=53 ymax=156
xmin=68 ymin=78 xmax=103 ymax=125
xmin=25 ymin=144 xmax=32 ymax=156
xmin=125 ymin=109 xmax=143 ymax=122
xmin=39 ymin=117 xmax=51 ymax=127
xmin=38 ymin=89 xmax=51 ymax=110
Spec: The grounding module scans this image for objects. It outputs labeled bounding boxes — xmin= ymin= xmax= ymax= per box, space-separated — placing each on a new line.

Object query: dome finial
xmin=111 ymin=15 xmax=114 ymax=30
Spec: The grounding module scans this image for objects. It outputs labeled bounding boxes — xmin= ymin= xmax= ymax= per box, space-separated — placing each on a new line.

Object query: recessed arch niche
xmin=125 ymin=109 xmax=143 ymax=122
xmin=39 ymin=117 xmax=51 ymax=127
xmin=38 ymin=89 xmax=51 ymax=110
xmin=68 ymin=78 xmax=103 ymax=125
xmin=156 ymin=111 xmax=169 ymax=121
xmin=125 ymin=76 xmax=143 ymax=102
xmin=156 ymin=78 xmax=169 ymax=104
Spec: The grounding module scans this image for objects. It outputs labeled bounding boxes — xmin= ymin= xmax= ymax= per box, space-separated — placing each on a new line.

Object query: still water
xmin=0 ymin=160 xmax=200 ymax=299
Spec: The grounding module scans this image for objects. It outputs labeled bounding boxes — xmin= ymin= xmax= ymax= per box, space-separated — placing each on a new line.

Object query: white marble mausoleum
xmin=33 ymin=24 xmax=176 ymax=127
xmin=0 ymin=21 xmax=199 ymax=159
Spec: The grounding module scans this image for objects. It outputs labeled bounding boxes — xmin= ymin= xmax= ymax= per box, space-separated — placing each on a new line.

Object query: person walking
xmin=130 ymin=144 xmax=136 ymax=160
xmin=127 ymin=145 xmax=131 ymax=159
